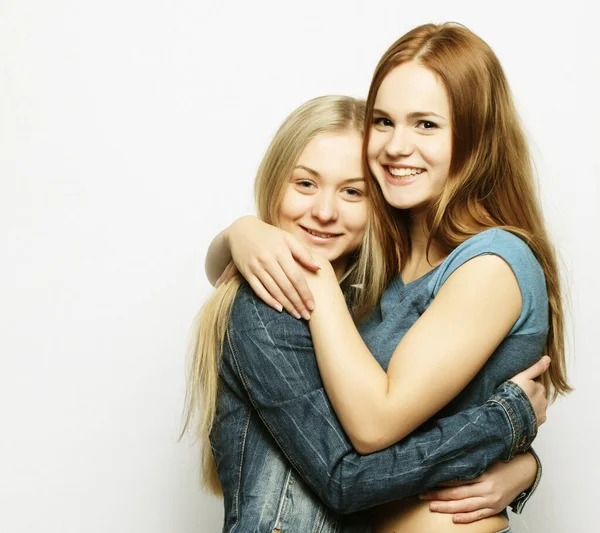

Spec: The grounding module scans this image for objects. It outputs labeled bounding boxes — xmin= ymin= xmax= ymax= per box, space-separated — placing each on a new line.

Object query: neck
xmin=402 ymin=209 xmax=445 ymax=283
xmin=408 ymin=209 xmax=429 ymax=254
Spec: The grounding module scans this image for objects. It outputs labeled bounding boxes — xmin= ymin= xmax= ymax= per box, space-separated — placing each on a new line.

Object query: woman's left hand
xmin=419 ymin=452 xmax=538 ymax=523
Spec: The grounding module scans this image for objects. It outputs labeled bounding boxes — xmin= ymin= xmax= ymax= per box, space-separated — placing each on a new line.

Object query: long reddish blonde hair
xmin=363 ymin=22 xmax=571 ymax=399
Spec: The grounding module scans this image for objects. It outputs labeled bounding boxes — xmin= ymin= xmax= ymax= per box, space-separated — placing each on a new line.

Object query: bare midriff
xmin=373 ymin=497 xmax=509 ymax=533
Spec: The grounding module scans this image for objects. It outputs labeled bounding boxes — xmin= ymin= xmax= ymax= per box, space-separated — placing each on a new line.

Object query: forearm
xmin=334 ymin=387 xmax=537 ymax=513
xmin=308 ymin=276 xmax=395 ymax=452
xmin=308 ymin=265 xmax=427 ymax=452
xmin=307 ymin=257 xmax=525 ymax=454
xmin=233 ymin=329 xmax=537 ymax=513
xmin=205 ymin=226 xmax=232 ymax=286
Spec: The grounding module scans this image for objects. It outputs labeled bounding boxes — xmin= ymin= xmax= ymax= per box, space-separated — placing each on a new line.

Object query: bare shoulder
xmin=433 ymin=253 xmax=523 ymax=322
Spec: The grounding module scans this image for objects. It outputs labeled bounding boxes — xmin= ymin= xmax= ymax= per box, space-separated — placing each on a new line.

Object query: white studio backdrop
xmin=1 ymin=1 xmax=598 ymax=532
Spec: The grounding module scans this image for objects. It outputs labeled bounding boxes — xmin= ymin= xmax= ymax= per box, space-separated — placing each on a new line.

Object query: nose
xmin=385 ymin=126 xmax=413 ymax=159
xmin=311 ymin=191 xmax=338 ymax=224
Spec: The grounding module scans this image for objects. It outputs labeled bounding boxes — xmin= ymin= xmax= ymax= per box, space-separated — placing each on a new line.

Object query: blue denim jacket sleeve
xmin=509 ymin=447 xmax=542 ymax=513
xmin=227 ymin=285 xmax=538 ymax=514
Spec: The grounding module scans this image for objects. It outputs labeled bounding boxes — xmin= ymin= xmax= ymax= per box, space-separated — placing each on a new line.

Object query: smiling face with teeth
xmin=367 ymin=61 xmax=453 ymax=212
xmin=278 ymin=130 xmax=368 ymax=278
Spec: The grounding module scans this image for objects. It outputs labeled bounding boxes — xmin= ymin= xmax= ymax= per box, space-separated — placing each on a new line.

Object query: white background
xmin=1 ymin=1 xmax=598 ymax=532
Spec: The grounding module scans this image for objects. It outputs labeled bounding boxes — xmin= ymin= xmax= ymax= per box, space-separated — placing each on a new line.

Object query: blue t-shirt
xmin=358 ymin=228 xmax=549 ymax=415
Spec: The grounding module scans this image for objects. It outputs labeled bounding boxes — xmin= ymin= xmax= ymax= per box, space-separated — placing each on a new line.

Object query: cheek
xmin=343 ymin=205 xmax=368 ymax=239
xmin=367 ymin=131 xmax=385 ymax=161
xmin=278 ymin=190 xmax=307 ymax=221
xmin=422 ymin=139 xmax=452 ymax=170
xmin=425 ymin=141 xmax=452 ymax=190
xmin=428 ymin=135 xmax=452 ymax=169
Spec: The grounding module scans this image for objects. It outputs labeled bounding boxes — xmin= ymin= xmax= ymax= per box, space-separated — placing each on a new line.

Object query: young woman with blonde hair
xmin=183 ymin=94 xmax=382 ymax=492
xmin=205 ymin=23 xmax=569 ymax=533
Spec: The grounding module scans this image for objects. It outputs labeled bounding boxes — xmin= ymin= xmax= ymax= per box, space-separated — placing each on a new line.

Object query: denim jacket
xmin=210 ymin=283 xmax=539 ymax=533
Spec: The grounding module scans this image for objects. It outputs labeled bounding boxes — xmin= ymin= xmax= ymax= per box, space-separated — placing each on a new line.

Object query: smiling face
xmin=278 ymin=129 xmax=367 ymax=277
xmin=367 ymin=61 xmax=453 ymax=212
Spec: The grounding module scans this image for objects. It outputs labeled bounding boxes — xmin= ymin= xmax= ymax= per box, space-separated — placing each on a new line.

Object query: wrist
xmin=228 ymin=215 xmax=257 ymax=249
xmin=310 ymin=252 xmax=333 ymax=270
xmin=509 ymin=448 xmax=542 ymax=513
xmin=307 ymin=258 xmax=337 ymax=289
xmin=487 ymin=381 xmax=538 ymax=460
xmin=514 ymin=452 xmax=537 ymax=492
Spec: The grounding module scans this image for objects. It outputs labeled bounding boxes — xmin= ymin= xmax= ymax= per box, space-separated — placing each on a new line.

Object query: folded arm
xmin=227 ymin=286 xmax=539 ymax=514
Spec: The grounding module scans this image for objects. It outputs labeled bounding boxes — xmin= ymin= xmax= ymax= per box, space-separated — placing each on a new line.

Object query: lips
xmin=382 ymin=164 xmax=425 ymax=186
xmin=300 ymin=226 xmax=342 ymax=239
xmin=387 ymin=166 xmax=424 ymax=177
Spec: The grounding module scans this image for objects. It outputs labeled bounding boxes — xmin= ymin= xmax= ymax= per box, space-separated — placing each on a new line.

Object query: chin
xmin=381 ymin=195 xmax=415 ymax=210
xmin=382 ymin=190 xmax=430 ymax=210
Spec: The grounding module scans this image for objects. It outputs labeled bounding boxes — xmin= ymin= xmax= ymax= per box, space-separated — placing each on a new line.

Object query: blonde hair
xmin=181 ymin=95 xmax=389 ymax=495
xmin=364 ymin=22 xmax=571 ymax=399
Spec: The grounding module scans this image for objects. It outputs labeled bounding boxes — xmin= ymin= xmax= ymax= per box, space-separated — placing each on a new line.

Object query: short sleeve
xmin=428 ymin=229 xmax=549 ymax=336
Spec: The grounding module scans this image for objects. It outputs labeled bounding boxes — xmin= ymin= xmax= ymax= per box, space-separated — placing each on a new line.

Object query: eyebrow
xmin=373 ymin=108 xmax=448 ymax=121
xmin=295 ymin=165 xmax=320 ymax=177
xmin=294 ymin=165 xmax=364 ymax=183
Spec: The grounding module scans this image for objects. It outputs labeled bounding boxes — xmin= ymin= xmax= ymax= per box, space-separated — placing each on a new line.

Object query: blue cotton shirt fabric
xmin=359 ymin=228 xmax=549 ymax=417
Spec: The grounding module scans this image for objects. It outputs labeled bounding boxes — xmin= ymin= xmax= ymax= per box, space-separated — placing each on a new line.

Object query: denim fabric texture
xmin=211 ymin=229 xmax=547 ymax=532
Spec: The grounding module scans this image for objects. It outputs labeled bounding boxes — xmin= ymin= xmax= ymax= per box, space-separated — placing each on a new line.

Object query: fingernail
xmin=293 ymin=311 xmax=302 ymax=319
xmin=275 ymin=303 xmax=283 ymax=312
xmin=301 ymin=310 xmax=311 ymax=320
xmin=306 ymin=300 xmax=315 ymax=311
xmin=430 ymin=503 xmax=438 ymax=511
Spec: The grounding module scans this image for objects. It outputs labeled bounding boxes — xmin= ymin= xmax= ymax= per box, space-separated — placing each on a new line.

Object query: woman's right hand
xmin=221 ymin=216 xmax=320 ymax=319
xmin=508 ymin=355 xmax=550 ymax=427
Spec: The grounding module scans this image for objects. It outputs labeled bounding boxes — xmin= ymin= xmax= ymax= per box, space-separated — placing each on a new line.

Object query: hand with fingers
xmin=418 ymin=355 xmax=550 ymax=524
xmin=509 ymin=355 xmax=551 ymax=427
xmin=419 ymin=452 xmax=539 ymax=523
xmin=226 ymin=216 xmax=320 ymax=320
